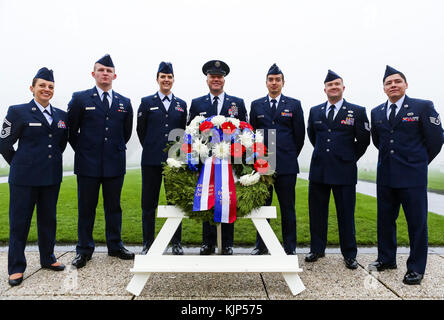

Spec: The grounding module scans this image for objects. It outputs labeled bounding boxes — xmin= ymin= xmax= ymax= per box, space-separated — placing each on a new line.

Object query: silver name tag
xmin=150 ymin=107 xmax=159 ymax=111
xmin=85 ymin=107 xmax=95 ymax=110
xmin=29 ymin=123 xmax=42 ymax=126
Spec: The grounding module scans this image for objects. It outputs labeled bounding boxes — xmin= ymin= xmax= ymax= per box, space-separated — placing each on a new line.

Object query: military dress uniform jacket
xmin=371 ymin=96 xmax=443 ymax=188
xmin=307 ymin=99 xmax=370 ymax=185
xmin=137 ymin=93 xmax=187 ymax=166
xmin=187 ymin=93 xmax=247 ymax=124
xmin=67 ymin=87 xmax=133 ymax=177
xmin=249 ymin=94 xmax=305 ymax=175
xmin=0 ymin=100 xmax=68 ymax=186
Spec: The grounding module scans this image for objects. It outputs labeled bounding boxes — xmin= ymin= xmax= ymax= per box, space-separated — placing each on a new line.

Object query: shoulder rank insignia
xmin=429 ymin=115 xmax=441 ymax=125
xmin=0 ymin=118 xmax=11 ymax=138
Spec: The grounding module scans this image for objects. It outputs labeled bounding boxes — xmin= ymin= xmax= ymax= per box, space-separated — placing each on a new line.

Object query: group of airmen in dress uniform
xmin=0 ymin=54 xmax=443 ymax=288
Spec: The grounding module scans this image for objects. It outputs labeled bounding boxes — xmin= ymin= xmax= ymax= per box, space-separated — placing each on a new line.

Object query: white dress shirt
xmin=210 ymin=92 xmax=225 ymax=115
xmin=386 ymin=95 xmax=405 ymax=120
xmin=268 ymin=94 xmax=281 ymax=109
xmin=96 ymin=86 xmax=113 ymax=107
xmin=158 ymin=91 xmax=173 ymax=111
xmin=326 ymin=99 xmax=343 ymax=120
xmin=34 ymin=99 xmax=52 ymax=125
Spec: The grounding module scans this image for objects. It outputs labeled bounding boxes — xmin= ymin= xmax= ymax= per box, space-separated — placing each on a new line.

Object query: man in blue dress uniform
xmin=187 ymin=60 xmax=247 ymax=255
xmin=136 ymin=62 xmax=188 ymax=255
xmin=249 ymin=64 xmax=305 ymax=255
xmin=0 ymin=68 xmax=68 ymax=286
xmin=305 ymin=70 xmax=370 ymax=268
xmin=67 ymin=54 xmax=134 ymax=268
xmin=369 ymin=65 xmax=443 ymax=284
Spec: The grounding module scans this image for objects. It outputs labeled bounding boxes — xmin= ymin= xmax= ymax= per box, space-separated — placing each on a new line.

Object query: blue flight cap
xmin=383 ymin=65 xmax=403 ymax=83
xmin=202 ymin=60 xmax=230 ymax=76
xmin=267 ymin=63 xmax=283 ymax=76
xmin=96 ymin=54 xmax=115 ymax=68
xmin=34 ymin=67 xmax=54 ymax=82
xmin=158 ymin=61 xmax=174 ymax=75
xmin=324 ymin=69 xmax=342 ymax=83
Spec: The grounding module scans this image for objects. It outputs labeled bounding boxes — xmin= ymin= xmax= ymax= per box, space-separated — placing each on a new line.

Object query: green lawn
xmin=0 ymin=168 xmax=444 ymax=246
xmin=358 ymin=169 xmax=444 ymax=194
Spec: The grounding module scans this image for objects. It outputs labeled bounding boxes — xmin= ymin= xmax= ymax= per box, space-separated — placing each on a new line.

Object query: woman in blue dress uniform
xmin=0 ymin=68 xmax=68 ymax=286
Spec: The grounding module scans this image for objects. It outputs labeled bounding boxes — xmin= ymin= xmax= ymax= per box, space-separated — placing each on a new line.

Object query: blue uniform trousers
xmin=376 ymin=185 xmax=428 ymax=274
xmin=8 ymin=183 xmax=60 ymax=275
xmin=255 ymin=174 xmax=297 ymax=254
xmin=202 ymin=221 xmax=234 ymax=248
xmin=141 ymin=165 xmax=181 ymax=248
xmin=308 ymin=182 xmax=357 ymax=259
xmin=75 ymin=175 xmax=125 ymax=256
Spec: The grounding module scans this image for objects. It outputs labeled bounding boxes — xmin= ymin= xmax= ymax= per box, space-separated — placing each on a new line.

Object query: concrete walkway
xmin=0 ymin=246 xmax=443 ymax=301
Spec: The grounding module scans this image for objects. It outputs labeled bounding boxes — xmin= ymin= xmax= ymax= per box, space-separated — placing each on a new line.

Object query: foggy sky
xmin=1 ymin=0 xmax=443 ymax=170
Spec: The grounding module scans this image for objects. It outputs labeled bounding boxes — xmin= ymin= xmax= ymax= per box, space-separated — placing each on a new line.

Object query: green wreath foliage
xmin=163 ymin=163 xmax=274 ymax=224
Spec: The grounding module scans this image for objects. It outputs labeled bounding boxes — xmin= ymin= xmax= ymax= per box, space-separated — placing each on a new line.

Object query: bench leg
xmin=126 ymin=273 xmax=151 ymax=296
xmin=252 ymin=218 xmax=305 ymax=295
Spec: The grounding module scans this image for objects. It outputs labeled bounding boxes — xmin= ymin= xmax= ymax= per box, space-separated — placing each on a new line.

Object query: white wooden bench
xmin=126 ymin=205 xmax=305 ymax=296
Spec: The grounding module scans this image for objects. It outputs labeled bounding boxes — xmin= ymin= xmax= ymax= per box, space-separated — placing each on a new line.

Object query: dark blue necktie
xmin=43 ymin=109 xmax=52 ymax=125
xmin=212 ymin=96 xmax=219 ymax=115
xmin=103 ymin=91 xmax=109 ymax=109
xmin=271 ymin=99 xmax=277 ymax=118
xmin=389 ymin=104 xmax=397 ymax=127
xmin=162 ymin=96 xmax=170 ymax=102
xmin=327 ymin=105 xmax=335 ymax=124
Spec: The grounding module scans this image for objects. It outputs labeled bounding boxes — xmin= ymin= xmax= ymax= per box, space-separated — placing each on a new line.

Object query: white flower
xmin=227 ymin=117 xmax=240 ymax=128
xmin=239 ymin=172 xmax=261 ymax=186
xmin=166 ymin=158 xmax=183 ymax=168
xmin=254 ymin=130 xmax=264 ymax=143
xmin=211 ymin=115 xmax=227 ymax=127
xmin=185 ymin=125 xmax=199 ymax=136
xmin=212 ymin=141 xmax=231 ymax=159
xmin=192 ymin=138 xmax=210 ymax=159
xmin=238 ymin=130 xmax=254 ymax=148
xmin=190 ymin=115 xmax=205 ymax=127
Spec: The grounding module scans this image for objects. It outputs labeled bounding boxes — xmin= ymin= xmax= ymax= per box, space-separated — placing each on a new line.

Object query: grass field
xmin=358 ymin=168 xmax=444 ymax=194
xmin=0 ymin=168 xmax=443 ymax=246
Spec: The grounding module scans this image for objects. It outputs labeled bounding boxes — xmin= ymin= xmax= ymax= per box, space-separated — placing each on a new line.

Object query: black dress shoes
xmin=8 ymin=275 xmax=23 ymax=287
xmin=344 ymin=258 xmax=358 ymax=270
xmin=42 ymin=263 xmax=66 ymax=271
xmin=72 ymin=253 xmax=92 ymax=269
xmin=250 ymin=247 xmax=269 ymax=255
xmin=368 ymin=261 xmax=397 ymax=271
xmin=305 ymin=252 xmax=325 ymax=262
xmin=200 ymin=244 xmax=215 ymax=255
xmin=403 ymin=271 xmax=424 ymax=285
xmin=222 ymin=247 xmax=233 ymax=255
xmin=108 ymin=247 xmax=135 ymax=260
xmin=172 ymin=243 xmax=184 ymax=255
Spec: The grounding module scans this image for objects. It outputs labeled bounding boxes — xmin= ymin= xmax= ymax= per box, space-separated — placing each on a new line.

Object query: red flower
xmin=181 ymin=143 xmax=192 ymax=154
xmin=199 ymin=121 xmax=214 ymax=132
xmin=252 ymin=142 xmax=267 ymax=156
xmin=221 ymin=121 xmax=237 ymax=134
xmin=239 ymin=121 xmax=253 ymax=131
xmin=230 ymin=143 xmax=246 ymax=158
xmin=254 ymin=158 xmax=269 ymax=174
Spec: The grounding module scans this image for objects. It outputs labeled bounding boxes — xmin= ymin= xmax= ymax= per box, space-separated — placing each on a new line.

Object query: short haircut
xmin=384 ymin=72 xmax=407 ymax=84
xmin=267 ymin=73 xmax=284 ymax=82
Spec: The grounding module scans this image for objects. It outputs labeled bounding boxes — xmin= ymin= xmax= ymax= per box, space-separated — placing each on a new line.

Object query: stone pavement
xmin=1 ymin=246 xmax=443 ymax=301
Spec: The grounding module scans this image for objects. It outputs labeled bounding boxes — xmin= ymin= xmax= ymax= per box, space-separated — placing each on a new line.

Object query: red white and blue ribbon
xmin=213 ymin=158 xmax=237 ymax=223
xmin=193 ymin=157 xmax=237 ymax=224
xmin=193 ymin=157 xmax=215 ymax=211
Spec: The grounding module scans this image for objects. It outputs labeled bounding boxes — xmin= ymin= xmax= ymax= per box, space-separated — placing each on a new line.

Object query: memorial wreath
xmin=163 ymin=115 xmax=274 ymax=224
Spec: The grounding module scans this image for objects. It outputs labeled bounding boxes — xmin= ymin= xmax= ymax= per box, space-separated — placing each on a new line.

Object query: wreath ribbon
xmin=193 ymin=156 xmax=237 ymax=223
